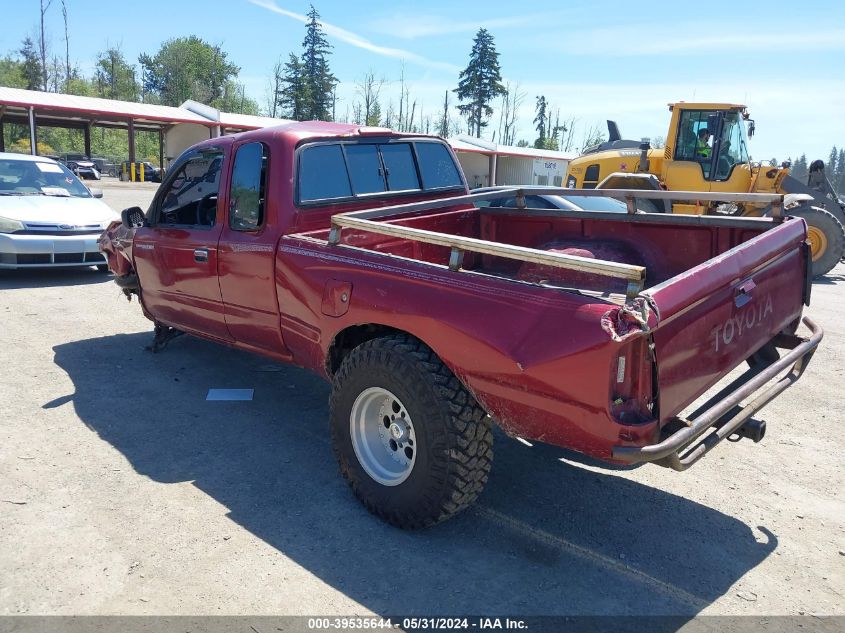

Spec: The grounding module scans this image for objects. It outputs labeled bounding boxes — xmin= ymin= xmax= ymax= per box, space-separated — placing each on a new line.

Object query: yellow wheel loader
xmin=564 ymin=102 xmax=845 ymax=277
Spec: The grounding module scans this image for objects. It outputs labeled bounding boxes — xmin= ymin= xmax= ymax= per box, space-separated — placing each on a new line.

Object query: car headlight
xmin=0 ymin=216 xmax=25 ymax=233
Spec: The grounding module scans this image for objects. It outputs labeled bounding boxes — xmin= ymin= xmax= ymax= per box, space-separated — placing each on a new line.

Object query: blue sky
xmin=4 ymin=0 xmax=845 ymax=161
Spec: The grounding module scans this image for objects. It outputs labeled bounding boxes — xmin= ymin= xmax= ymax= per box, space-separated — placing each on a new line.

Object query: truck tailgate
xmin=643 ymin=218 xmax=808 ymax=422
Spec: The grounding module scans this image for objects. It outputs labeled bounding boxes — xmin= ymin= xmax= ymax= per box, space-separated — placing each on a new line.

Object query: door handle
xmin=194 ymin=248 xmax=210 ymax=263
xmin=735 ymin=279 xmax=756 ymax=308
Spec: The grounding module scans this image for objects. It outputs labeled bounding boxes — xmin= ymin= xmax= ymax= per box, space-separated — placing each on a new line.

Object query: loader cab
xmin=671 ymin=107 xmax=750 ymax=183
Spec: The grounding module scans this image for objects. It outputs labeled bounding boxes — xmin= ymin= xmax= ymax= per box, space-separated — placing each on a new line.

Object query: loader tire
xmin=330 ymin=334 xmax=493 ymax=529
xmin=789 ymin=205 xmax=844 ymax=278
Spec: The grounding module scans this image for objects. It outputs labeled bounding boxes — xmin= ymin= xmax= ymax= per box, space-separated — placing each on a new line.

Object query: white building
xmin=448 ymin=135 xmax=573 ymax=189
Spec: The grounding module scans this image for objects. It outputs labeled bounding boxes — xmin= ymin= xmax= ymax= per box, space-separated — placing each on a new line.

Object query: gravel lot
xmin=1 ymin=179 xmax=843 ymax=617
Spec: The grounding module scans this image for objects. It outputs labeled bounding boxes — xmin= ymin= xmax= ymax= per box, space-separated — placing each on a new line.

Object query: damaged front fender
xmin=98 ymin=220 xmax=139 ymax=294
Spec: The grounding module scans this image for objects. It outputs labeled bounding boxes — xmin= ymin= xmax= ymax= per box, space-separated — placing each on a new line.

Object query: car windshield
xmin=0 ymin=158 xmax=92 ymax=198
xmin=558 ymin=195 xmax=628 ymax=212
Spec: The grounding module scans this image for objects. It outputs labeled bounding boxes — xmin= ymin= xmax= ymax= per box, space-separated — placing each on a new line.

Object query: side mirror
xmin=89 ymin=187 xmax=104 ymax=198
xmin=747 ymin=120 xmax=756 ymax=137
xmin=121 ymin=206 xmax=147 ymax=229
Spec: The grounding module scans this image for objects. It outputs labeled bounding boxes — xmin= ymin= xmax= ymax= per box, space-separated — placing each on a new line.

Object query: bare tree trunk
xmin=332 ymin=86 xmax=337 ymax=122
xmin=497 ymin=84 xmax=509 ymax=145
xmin=562 ymin=117 xmax=577 ymax=152
xmin=439 ymin=90 xmax=449 ymax=138
xmin=266 ymin=58 xmax=282 ymax=118
xmin=40 ymin=0 xmax=54 ymax=90
xmin=504 ymin=84 xmax=524 ymax=145
xmin=61 ymin=0 xmax=70 ymax=87
xmin=355 ymin=70 xmax=384 ymax=126
xmin=397 ymin=64 xmax=405 ymax=132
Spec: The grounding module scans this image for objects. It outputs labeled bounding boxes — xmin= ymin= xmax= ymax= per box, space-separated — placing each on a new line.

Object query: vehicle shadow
xmin=50 ymin=333 xmax=777 ymax=618
xmin=0 ymin=268 xmax=110 ymax=289
xmin=813 ymin=272 xmax=845 ymax=285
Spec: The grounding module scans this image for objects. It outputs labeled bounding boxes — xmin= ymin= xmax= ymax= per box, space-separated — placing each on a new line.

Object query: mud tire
xmin=789 ymin=205 xmax=845 ymax=278
xmin=330 ymin=334 xmax=493 ymax=529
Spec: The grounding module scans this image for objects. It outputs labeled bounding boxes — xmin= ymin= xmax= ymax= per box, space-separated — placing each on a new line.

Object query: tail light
xmin=610 ymin=335 xmax=657 ymax=424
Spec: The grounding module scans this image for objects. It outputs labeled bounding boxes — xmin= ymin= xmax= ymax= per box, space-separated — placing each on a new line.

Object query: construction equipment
xmin=564 ymin=102 xmax=845 ymax=277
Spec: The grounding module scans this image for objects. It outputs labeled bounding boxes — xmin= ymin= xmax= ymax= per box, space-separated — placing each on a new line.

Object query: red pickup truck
xmin=100 ymin=121 xmax=822 ymax=529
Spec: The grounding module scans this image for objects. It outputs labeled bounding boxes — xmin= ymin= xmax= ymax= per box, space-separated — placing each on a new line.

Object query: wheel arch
xmin=326 ymin=323 xmax=407 ymax=376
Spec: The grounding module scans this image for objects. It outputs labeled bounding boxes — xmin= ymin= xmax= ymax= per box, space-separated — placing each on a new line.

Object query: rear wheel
xmin=330 ymin=334 xmax=493 ymax=529
xmin=789 ymin=205 xmax=844 ymax=278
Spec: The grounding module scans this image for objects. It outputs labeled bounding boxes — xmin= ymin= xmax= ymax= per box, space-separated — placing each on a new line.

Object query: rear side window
xmin=299 ymin=145 xmax=352 ymax=201
xmin=416 ymin=142 xmax=462 ymax=189
xmin=229 ymin=142 xmax=268 ymax=231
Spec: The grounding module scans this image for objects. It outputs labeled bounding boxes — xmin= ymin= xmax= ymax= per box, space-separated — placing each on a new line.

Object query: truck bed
xmin=297 ymin=200 xmax=794 ymax=301
xmin=285 ymin=190 xmax=812 ymax=464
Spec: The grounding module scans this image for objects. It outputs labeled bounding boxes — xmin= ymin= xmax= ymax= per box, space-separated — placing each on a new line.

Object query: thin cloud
xmin=368 ymin=14 xmax=541 ymax=40
xmin=553 ymin=25 xmax=845 ymax=56
xmin=248 ymin=0 xmax=459 ymax=72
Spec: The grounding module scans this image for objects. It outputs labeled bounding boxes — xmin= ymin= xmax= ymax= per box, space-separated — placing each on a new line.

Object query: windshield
xmin=713 ymin=111 xmax=750 ymax=179
xmin=0 ymin=158 xmax=92 ymax=198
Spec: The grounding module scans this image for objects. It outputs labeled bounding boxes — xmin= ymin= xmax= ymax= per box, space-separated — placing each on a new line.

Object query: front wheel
xmin=789 ymin=205 xmax=845 ymax=278
xmin=330 ymin=334 xmax=493 ymax=529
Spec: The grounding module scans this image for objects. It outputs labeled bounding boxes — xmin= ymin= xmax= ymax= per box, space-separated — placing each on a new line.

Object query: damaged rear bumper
xmin=611 ymin=316 xmax=823 ymax=471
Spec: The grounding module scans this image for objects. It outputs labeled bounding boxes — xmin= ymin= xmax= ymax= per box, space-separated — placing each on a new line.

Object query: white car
xmin=0 ymin=153 xmax=118 ymax=270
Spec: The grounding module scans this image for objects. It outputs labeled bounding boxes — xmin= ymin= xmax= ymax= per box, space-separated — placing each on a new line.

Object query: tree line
xmin=3 ymin=2 xmax=841 ymax=193
xmin=1 ymin=2 xmax=616 ymax=162
xmin=786 ymin=149 xmax=845 ymax=197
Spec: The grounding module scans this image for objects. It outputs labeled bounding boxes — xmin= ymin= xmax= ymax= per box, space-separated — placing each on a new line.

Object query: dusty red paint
xmin=100 ymin=121 xmax=812 ymax=463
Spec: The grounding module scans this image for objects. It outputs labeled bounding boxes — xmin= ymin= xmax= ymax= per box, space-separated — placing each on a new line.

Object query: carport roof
xmin=448 ymin=135 xmax=575 ymax=161
xmin=0 ymin=86 xmax=214 ymax=126
xmin=218 ymin=112 xmax=295 ymax=129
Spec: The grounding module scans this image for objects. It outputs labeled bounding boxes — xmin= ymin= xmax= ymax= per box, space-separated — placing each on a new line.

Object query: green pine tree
xmin=792 ymin=154 xmax=808 ymax=181
xmin=533 ymin=95 xmax=548 ymax=148
xmin=454 ymin=28 xmax=506 ymax=138
xmin=367 ymin=100 xmax=382 ymax=127
xmin=19 ymin=37 xmax=43 ymax=91
xmin=278 ymin=53 xmax=308 ymax=120
xmin=300 ymin=5 xmax=337 ymax=120
xmin=827 ymin=146 xmax=837 ymax=176
xmin=836 ymin=149 xmax=845 ymax=195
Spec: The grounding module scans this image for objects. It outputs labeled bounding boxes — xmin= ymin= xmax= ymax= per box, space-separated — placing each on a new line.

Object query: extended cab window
xmin=415 ymin=142 xmax=462 ymax=189
xmin=298 ymin=140 xmax=460 ymax=204
xmin=158 ymin=151 xmax=223 ymax=227
xmin=299 ymin=145 xmax=352 ymax=202
xmin=229 ymin=142 xmax=268 ymax=231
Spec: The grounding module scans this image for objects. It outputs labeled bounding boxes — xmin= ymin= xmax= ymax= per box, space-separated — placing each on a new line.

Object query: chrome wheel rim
xmin=350 ymin=387 xmax=417 ymax=486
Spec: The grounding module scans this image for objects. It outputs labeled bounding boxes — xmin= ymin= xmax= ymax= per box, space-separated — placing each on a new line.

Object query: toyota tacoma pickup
xmin=100 ymin=122 xmax=822 ymax=528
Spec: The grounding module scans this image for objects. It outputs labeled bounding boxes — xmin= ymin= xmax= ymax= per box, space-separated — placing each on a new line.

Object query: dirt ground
xmin=0 ymin=179 xmax=842 ymax=618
